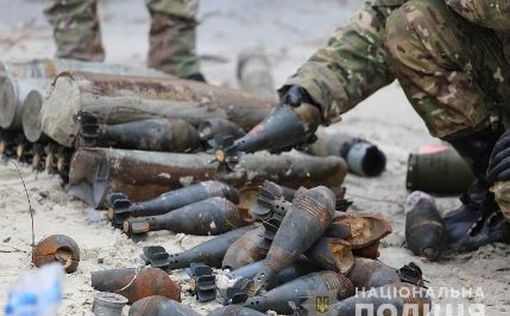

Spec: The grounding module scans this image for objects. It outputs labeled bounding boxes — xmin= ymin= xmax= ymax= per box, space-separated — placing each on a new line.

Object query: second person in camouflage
xmin=44 ymin=0 xmax=202 ymax=79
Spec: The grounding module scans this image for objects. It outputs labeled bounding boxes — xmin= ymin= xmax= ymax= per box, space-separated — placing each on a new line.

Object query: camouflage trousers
xmin=386 ymin=0 xmax=510 ymax=218
xmin=44 ymin=0 xmax=200 ymax=77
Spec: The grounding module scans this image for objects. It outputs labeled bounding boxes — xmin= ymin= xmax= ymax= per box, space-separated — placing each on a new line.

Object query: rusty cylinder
xmin=328 ymin=212 xmax=392 ymax=249
xmin=305 ymin=237 xmax=354 ymax=274
xmin=90 ymin=267 xmax=181 ymax=304
xmin=124 ymin=197 xmax=248 ymax=236
xmin=251 ymin=186 xmax=336 ymax=292
xmin=347 ymin=257 xmax=400 ymax=290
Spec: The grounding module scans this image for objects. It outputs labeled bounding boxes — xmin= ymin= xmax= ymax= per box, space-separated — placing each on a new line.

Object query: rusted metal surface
xmin=1 ymin=59 xmax=165 ymax=132
xmin=222 ymin=226 xmax=269 ymax=269
xmin=68 ymin=148 xmax=347 ymax=208
xmin=405 ymin=191 xmax=447 ymax=261
xmin=243 ymin=271 xmax=354 ymax=314
xmin=332 ymin=282 xmax=431 ymax=316
xmin=346 ymin=258 xmax=400 ymax=290
xmin=329 ymin=212 xmax=392 ymax=249
xmin=251 ymin=186 xmax=336 ymax=293
xmin=41 ymin=71 xmax=274 ymax=147
xmin=32 ymin=234 xmax=80 ymax=273
xmin=90 ymin=267 xmax=181 ymax=304
xmin=109 ymin=180 xmax=239 ymax=226
xmin=352 ymin=241 xmax=381 ymax=259
xmin=77 ymin=111 xmax=201 ymax=152
xmin=233 ymin=103 xmax=320 ymax=154
xmin=123 ymin=197 xmax=249 ymax=236
xmin=305 ymin=237 xmax=354 ymax=274
xmin=129 ymin=296 xmax=201 ymax=316
xmin=310 ymin=124 xmax=387 ymax=177
xmin=165 ymin=226 xmax=253 ymax=270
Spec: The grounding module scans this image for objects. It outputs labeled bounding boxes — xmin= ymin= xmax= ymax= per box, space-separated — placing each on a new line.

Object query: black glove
xmin=487 ymin=129 xmax=510 ymax=182
xmin=279 ymin=85 xmax=317 ymax=107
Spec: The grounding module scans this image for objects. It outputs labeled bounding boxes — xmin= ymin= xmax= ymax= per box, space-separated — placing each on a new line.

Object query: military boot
xmin=444 ymin=127 xmax=509 ymax=251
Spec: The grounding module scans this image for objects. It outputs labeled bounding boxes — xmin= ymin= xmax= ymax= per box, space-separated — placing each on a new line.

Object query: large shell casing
xmin=90 ymin=267 xmax=181 ymax=304
xmin=32 ymin=234 xmax=80 ymax=273
xmin=124 ymin=197 xmax=247 ymax=235
xmin=305 ymin=237 xmax=354 ymax=274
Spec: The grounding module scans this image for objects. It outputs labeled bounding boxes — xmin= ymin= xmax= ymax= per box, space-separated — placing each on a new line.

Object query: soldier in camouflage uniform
xmin=277 ymin=0 xmax=510 ymax=253
xmin=43 ymin=0 xmax=202 ymax=79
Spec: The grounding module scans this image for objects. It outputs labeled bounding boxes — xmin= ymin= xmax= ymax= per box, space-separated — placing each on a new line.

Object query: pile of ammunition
xmin=93 ymin=180 xmax=431 ymax=315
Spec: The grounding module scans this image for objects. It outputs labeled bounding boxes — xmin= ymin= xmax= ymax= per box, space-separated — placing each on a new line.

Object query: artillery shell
xmin=32 ymin=234 xmax=80 ymax=273
xmin=347 ymin=257 xmax=400 ymax=290
xmin=405 ymin=191 xmax=447 ymax=261
xmin=208 ymin=306 xmax=267 ymax=316
xmin=129 ymin=296 xmax=200 ymax=316
xmin=332 ymin=282 xmax=431 ymax=316
xmin=352 ymin=241 xmax=381 ymax=259
xmin=243 ymin=271 xmax=354 ymax=314
xmin=222 ymin=226 xmax=268 ymax=269
xmin=329 ymin=212 xmax=392 ymax=249
xmin=251 ymin=186 xmax=336 ymax=293
xmin=233 ymin=103 xmax=320 ymax=154
xmin=305 ymin=237 xmax=354 ymax=274
xmin=166 ymin=226 xmax=253 ymax=270
xmin=111 ymin=180 xmax=239 ymax=222
xmin=124 ymin=197 xmax=247 ymax=236
xmin=91 ymin=267 xmax=181 ymax=304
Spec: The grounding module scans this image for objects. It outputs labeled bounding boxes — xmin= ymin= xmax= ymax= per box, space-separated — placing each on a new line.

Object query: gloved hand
xmin=279 ymin=85 xmax=317 ymax=108
xmin=487 ymin=129 xmax=510 ymax=183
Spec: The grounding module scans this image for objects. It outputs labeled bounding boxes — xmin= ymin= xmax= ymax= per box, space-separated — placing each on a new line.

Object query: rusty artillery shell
xmin=81 ymin=117 xmax=201 ymax=153
xmin=167 ymin=226 xmax=253 ymax=270
xmin=352 ymin=241 xmax=381 ymax=259
xmin=124 ymin=197 xmax=247 ymax=236
xmin=328 ymin=212 xmax=392 ymax=249
xmin=222 ymin=226 xmax=269 ymax=269
xmin=41 ymin=71 xmax=273 ymax=147
xmin=332 ymin=282 xmax=431 ymax=316
xmin=243 ymin=271 xmax=354 ymax=314
xmin=305 ymin=237 xmax=354 ymax=274
xmin=129 ymin=296 xmax=200 ymax=316
xmin=32 ymin=234 xmax=80 ymax=273
xmin=69 ymin=148 xmax=347 ymax=208
xmin=251 ymin=186 xmax=336 ymax=292
xmin=233 ymin=103 xmax=321 ymax=154
xmin=110 ymin=180 xmax=239 ymax=224
xmin=198 ymin=118 xmax=245 ymax=141
xmin=228 ymin=257 xmax=314 ymax=290
xmin=347 ymin=257 xmax=400 ymax=290
xmin=91 ymin=267 xmax=181 ymax=304
xmin=405 ymin=191 xmax=447 ymax=261
xmin=208 ymin=306 xmax=267 ymax=316
xmin=310 ymin=125 xmax=387 ymax=177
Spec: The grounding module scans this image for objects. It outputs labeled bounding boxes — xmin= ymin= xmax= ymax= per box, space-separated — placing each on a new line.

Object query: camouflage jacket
xmin=282 ymin=0 xmax=510 ymax=124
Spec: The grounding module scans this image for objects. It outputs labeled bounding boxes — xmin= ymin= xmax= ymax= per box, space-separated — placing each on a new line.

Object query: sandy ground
xmin=0 ymin=0 xmax=509 ymax=315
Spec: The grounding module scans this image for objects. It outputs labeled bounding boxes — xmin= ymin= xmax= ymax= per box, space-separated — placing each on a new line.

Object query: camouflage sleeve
xmin=281 ymin=2 xmax=397 ymax=123
xmin=446 ymin=0 xmax=510 ymax=31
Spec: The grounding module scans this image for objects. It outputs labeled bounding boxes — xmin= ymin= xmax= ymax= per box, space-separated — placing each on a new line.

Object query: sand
xmin=0 ymin=0 xmax=509 ymax=315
